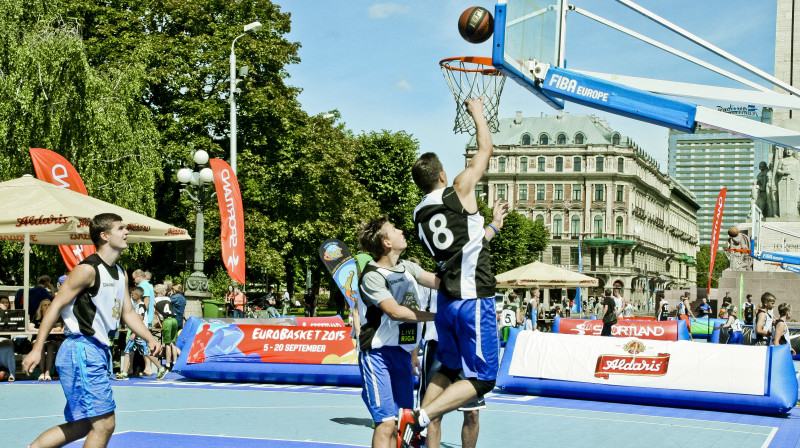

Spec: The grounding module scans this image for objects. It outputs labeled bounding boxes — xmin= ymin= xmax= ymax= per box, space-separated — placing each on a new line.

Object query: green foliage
xmin=477 ymin=200 xmax=549 ymax=274
xmin=695 ymin=244 xmax=729 ymax=289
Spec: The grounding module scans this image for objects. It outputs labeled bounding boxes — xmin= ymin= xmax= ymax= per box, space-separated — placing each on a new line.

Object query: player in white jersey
xmin=403 ymin=98 xmax=509 ymax=447
xmin=22 ymin=213 xmax=161 ymax=448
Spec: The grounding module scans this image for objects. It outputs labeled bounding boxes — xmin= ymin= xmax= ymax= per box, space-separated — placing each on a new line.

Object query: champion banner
xmin=28 ymin=148 xmax=96 ymax=270
xmin=708 ymin=188 xmax=727 ymax=293
xmin=210 ymin=159 xmax=245 ymax=284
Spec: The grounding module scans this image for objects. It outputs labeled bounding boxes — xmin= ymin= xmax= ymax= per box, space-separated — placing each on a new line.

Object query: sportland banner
xmin=556 ymin=318 xmax=681 ymax=341
xmin=708 ymin=187 xmax=727 ymax=293
xmin=28 ymin=148 xmax=96 ymax=270
xmin=185 ymin=322 xmax=357 ymax=365
xmin=209 ymin=159 xmax=245 ymax=284
xmin=509 ymin=331 xmax=766 ymax=395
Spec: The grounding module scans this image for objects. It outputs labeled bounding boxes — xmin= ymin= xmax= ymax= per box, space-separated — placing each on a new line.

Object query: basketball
xmin=728 ymin=226 xmax=739 ymax=238
xmin=458 ymin=6 xmax=494 ymax=44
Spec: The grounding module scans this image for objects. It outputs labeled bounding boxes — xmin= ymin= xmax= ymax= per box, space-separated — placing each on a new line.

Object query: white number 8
xmin=429 ymin=214 xmax=454 ymax=250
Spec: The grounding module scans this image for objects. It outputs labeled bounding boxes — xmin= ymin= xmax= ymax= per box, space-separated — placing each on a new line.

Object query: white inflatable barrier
xmin=497 ymin=328 xmax=797 ymax=414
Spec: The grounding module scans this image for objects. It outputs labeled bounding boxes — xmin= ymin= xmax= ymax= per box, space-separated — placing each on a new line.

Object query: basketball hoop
xmin=724 ymin=248 xmax=752 ymax=272
xmin=440 ymin=56 xmax=506 ymax=135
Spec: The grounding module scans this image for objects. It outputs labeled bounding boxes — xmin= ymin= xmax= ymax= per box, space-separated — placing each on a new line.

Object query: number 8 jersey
xmin=413 ymin=186 xmax=495 ymax=299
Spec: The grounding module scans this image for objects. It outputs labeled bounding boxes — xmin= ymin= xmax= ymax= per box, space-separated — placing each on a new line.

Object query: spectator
xmin=754 ymin=292 xmax=776 ymax=346
xmin=117 ymin=286 xmax=161 ymax=379
xmin=15 ymin=275 xmax=55 ymax=322
xmin=0 ymin=297 xmax=15 ymax=382
xmin=716 ymin=306 xmax=743 ymax=345
xmin=304 ymin=287 xmax=317 ymax=317
xmin=31 ymin=298 xmax=64 ymax=381
xmin=622 ymin=301 xmax=635 ymax=318
xmin=655 ymin=291 xmax=669 ymax=321
xmin=613 ymin=289 xmax=627 ymax=319
xmin=225 ymin=285 xmax=236 ymax=317
xmin=281 ymin=289 xmax=291 ymax=316
xmin=601 ymin=289 xmax=616 ymax=336
xmin=170 ymin=284 xmax=187 ymax=330
xmin=699 ymin=298 xmax=711 ymax=318
xmin=153 ymin=284 xmax=176 ymax=376
xmin=500 ymin=293 xmax=522 ymax=342
xmin=233 ymin=288 xmax=247 ymax=318
xmin=718 ymin=305 xmax=728 ymax=319
xmin=265 ymin=286 xmax=280 ymax=318
xmin=743 ymin=294 xmax=755 ymax=325
xmin=524 ymin=288 xmax=539 ymax=331
xmin=772 ymin=303 xmax=796 ymax=355
xmin=677 ymin=293 xmax=696 ymax=341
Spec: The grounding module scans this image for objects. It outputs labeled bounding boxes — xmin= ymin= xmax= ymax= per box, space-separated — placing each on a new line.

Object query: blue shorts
xmin=434 ymin=294 xmax=499 ymax=381
xmin=56 ymin=335 xmax=116 ymax=422
xmin=124 ymin=337 xmax=150 ymax=355
xmin=728 ymin=331 xmax=743 ymax=345
xmin=358 ymin=346 xmax=414 ymax=423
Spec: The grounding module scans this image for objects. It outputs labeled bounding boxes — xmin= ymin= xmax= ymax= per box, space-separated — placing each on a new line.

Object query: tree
xmin=695 ymin=244 xmax=729 ymax=289
xmin=477 ymin=200 xmax=549 ymax=275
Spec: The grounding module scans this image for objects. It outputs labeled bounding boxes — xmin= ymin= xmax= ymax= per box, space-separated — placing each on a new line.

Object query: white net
xmin=724 ymin=250 xmax=752 ymax=271
xmin=440 ymin=57 xmax=506 ymax=135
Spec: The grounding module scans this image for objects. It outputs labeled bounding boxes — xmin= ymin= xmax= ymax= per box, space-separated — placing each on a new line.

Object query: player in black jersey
xmin=401 ymin=98 xmax=508 ymax=448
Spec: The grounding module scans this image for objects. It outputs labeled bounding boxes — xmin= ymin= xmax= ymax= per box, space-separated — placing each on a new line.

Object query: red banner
xmin=708 ymin=188 xmax=727 ymax=293
xmin=296 ymin=316 xmax=346 ymax=327
xmin=28 ymin=148 xmax=96 ymax=270
xmin=557 ymin=318 xmax=681 ymax=341
xmin=186 ymin=324 xmax=356 ymax=365
xmin=209 ymin=159 xmax=245 ymax=284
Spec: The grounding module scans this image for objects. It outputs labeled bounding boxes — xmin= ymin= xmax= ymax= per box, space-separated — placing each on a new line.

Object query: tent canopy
xmin=495 ymin=261 xmax=599 ymax=289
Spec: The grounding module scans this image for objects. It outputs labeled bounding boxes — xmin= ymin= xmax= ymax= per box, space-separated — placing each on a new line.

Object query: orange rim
xmin=440 ymin=56 xmax=501 ymax=75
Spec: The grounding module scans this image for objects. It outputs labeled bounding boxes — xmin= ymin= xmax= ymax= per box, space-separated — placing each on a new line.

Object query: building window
xmin=570 ymin=246 xmax=580 ymax=265
xmin=575 ymin=133 xmax=585 ymax=144
xmin=552 ymin=246 xmax=561 ymax=265
xmin=520 ymin=157 xmax=528 ymax=172
xmin=553 ymin=215 xmax=563 ymax=237
xmin=498 ymin=157 xmax=506 ymax=173
xmin=572 ymin=184 xmax=582 ymax=201
xmin=536 ymin=184 xmax=545 ymax=200
xmin=497 ymin=184 xmax=506 ymax=200
xmin=538 ymin=157 xmax=545 ymax=172
xmin=596 ymin=156 xmax=604 ymax=172
xmin=557 ymin=133 xmax=567 ymax=145
xmin=612 ymin=133 xmax=621 ymax=145
xmin=594 ymin=215 xmax=603 ymax=236
xmin=555 ymin=157 xmax=563 ymax=172
xmin=475 ymin=184 xmax=483 ymax=199
xmin=571 ymin=215 xmax=580 ymax=237
xmin=617 ymin=157 xmax=624 ymax=173
xmin=539 ymin=133 xmax=549 ymax=145
xmin=573 ymin=156 xmax=581 ymax=172
xmin=554 ymin=184 xmax=563 ymax=200
xmin=616 ymin=185 xmax=624 ymax=202
xmin=522 ymin=133 xmax=531 ymax=145
xmin=536 ymin=214 xmax=544 ymax=223
xmin=519 ymin=184 xmax=528 ymax=201
xmin=595 ymin=184 xmax=605 ymax=201
xmin=616 ymin=216 xmax=624 ymax=237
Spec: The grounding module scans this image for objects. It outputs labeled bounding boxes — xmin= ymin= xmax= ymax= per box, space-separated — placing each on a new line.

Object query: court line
xmin=118 ymin=430 xmax=371 ymax=447
xmin=760 ymin=427 xmax=778 ymax=448
xmin=487 ymin=408 xmax=776 ymax=436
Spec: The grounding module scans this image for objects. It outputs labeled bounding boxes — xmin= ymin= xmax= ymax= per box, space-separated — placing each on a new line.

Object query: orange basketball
xmin=728 ymin=226 xmax=739 ymax=238
xmin=458 ymin=6 xmax=494 ymax=44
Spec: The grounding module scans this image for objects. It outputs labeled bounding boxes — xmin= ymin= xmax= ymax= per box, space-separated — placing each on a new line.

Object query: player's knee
xmin=463 ymin=409 xmax=479 ymax=425
xmin=90 ymin=411 xmax=116 ymax=436
xmin=468 ymin=378 xmax=495 ymax=396
xmin=438 ymin=365 xmax=461 ymax=383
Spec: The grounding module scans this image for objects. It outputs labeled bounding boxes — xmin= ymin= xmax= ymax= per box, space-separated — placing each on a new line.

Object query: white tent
xmin=495 ymin=261 xmax=599 ymax=289
xmin=0 ymin=175 xmax=191 ymax=329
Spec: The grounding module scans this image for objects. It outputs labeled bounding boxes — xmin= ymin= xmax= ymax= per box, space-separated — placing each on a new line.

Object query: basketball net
xmin=440 ymin=57 xmax=505 ymax=135
xmin=723 ymin=248 xmax=751 ymax=272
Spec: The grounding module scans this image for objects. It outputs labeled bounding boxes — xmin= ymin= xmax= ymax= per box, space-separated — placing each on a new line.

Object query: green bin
xmin=201 ymin=299 xmax=226 ymax=318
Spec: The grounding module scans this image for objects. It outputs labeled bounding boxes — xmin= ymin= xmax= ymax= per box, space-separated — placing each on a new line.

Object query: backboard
xmin=492 ymin=0 xmax=567 ymax=109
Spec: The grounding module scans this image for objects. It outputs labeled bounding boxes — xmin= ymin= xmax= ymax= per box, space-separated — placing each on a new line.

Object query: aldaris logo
xmin=594 ymin=339 xmax=670 ymax=380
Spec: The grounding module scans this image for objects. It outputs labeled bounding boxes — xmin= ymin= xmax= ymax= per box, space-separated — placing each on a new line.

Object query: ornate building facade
xmin=468 ymin=113 xmax=700 ymax=305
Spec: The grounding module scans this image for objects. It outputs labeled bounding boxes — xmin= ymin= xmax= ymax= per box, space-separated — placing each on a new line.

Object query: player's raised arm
xmin=453 ymin=97 xmax=493 ymax=213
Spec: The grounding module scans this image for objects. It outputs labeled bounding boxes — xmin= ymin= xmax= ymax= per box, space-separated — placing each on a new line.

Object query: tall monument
xmin=775 ymin=0 xmax=800 ymax=126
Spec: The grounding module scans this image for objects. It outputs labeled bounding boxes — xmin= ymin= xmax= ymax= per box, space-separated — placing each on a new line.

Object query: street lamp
xmin=230 ymin=21 xmax=262 ymax=174
xmin=177 ymin=150 xmax=215 ymax=301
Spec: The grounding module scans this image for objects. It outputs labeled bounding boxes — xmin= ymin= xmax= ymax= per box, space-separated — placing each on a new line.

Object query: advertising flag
xmin=571 ymin=237 xmax=582 ymax=314
xmin=28 ymin=148 xmax=96 ymax=270
xmin=209 ymin=159 xmax=245 ymax=284
xmin=708 ymin=188 xmax=727 ymax=293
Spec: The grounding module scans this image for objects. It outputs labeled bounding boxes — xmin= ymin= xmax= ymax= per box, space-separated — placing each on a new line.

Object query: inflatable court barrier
xmin=174 ymin=316 xmax=361 ymax=385
xmin=497 ymin=328 xmax=797 ymax=414
xmin=711 ymin=325 xmax=800 ymax=361
xmin=553 ymin=317 xmax=690 ymax=341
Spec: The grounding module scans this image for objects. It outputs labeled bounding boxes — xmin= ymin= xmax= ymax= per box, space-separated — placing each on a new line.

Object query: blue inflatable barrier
xmin=497 ymin=328 xmax=797 ymax=414
xmin=174 ymin=316 xmax=362 ymax=386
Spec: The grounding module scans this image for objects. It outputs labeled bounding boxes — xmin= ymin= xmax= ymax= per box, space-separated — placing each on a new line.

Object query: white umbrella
xmin=495 ymin=260 xmax=599 ymax=289
xmin=0 ymin=175 xmax=191 ymax=329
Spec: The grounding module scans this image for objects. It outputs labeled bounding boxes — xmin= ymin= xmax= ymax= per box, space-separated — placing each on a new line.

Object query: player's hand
xmin=148 ymin=339 xmax=162 ymax=357
xmin=411 ymin=350 xmax=421 ymax=377
xmin=464 ymin=97 xmax=485 ymax=118
xmin=492 ymin=198 xmax=509 ymax=224
xmin=22 ymin=350 xmax=42 ymax=376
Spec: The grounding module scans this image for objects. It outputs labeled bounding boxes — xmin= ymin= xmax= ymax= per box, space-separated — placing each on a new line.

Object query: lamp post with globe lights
xmin=230 ymin=21 xmax=262 ymax=174
xmin=177 ymin=150 xmax=215 ymax=314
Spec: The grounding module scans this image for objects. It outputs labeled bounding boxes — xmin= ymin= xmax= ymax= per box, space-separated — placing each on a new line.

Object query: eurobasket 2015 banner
xmin=186 ymin=323 xmax=357 ymax=365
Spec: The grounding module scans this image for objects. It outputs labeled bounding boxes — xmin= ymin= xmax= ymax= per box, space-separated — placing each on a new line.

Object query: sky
xmin=280 ymin=1 xmax=778 ymax=180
